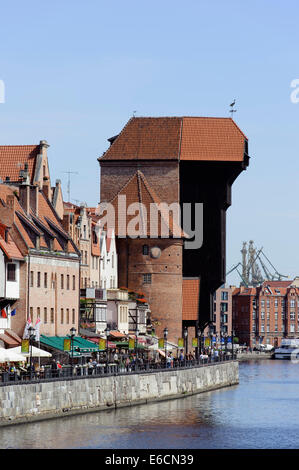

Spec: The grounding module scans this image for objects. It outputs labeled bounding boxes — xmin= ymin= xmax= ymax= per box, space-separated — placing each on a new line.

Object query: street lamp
xmin=163 ymin=327 xmax=168 ymax=367
xmin=105 ymin=326 xmax=110 ymax=372
xmin=183 ymin=327 xmax=188 ymax=365
xmin=70 ymin=327 xmax=76 ymax=376
xmin=28 ymin=326 xmax=36 ymax=380
xmin=135 ymin=326 xmax=139 ymax=369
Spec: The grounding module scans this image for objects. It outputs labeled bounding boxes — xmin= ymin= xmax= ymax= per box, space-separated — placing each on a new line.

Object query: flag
xmin=1 ymin=308 xmax=7 ymax=318
xmin=35 ymin=317 xmax=42 ymax=341
xmin=11 ymin=308 xmax=16 ymax=316
xmin=22 ymin=316 xmax=32 ymax=339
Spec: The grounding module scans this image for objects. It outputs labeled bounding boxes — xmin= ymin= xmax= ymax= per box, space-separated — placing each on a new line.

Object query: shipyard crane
xmin=226 ymin=262 xmax=249 ymax=287
xmin=227 ymin=241 xmax=288 ymax=287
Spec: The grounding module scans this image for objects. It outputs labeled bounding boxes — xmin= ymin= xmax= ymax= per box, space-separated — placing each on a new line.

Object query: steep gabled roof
xmin=0 ymin=145 xmax=40 ymax=183
xmin=0 ymin=223 xmax=24 ymax=261
xmin=102 ymin=170 xmax=186 ymax=237
xmin=99 ymin=116 xmax=247 ymax=163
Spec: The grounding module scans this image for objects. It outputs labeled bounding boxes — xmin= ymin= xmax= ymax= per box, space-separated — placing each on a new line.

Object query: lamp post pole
xmin=70 ymin=327 xmax=76 ymax=376
xmin=232 ymin=329 xmax=235 ymax=359
xmin=28 ymin=326 xmax=35 ymax=380
xmin=135 ymin=327 xmax=139 ymax=370
xmin=163 ymin=327 xmax=168 ymax=368
xmin=105 ymin=326 xmax=110 ymax=373
xmin=184 ymin=327 xmax=188 ymax=366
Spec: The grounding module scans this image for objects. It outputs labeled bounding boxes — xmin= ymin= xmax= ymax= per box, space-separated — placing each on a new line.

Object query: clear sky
xmin=1 ymin=0 xmax=299 ymax=285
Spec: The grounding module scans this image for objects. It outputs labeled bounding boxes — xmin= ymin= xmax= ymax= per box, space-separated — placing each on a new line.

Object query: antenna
xmin=63 ymin=171 xmax=78 ymax=202
xmin=229 ymin=99 xmax=237 ymax=118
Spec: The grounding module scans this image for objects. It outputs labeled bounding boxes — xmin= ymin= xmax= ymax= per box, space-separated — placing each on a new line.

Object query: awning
xmin=9 ymin=346 xmax=52 ymax=358
xmin=40 ymin=335 xmax=98 ymax=356
xmin=0 ymin=333 xmax=19 ymax=347
xmin=0 ymin=347 xmax=26 ymax=363
xmin=110 ymin=330 xmax=127 ymax=339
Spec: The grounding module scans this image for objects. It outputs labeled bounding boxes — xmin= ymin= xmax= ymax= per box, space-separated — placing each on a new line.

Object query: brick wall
xmin=117 ymin=238 xmax=183 ymax=343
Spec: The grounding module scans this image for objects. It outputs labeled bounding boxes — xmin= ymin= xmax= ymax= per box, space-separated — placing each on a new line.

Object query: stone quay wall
xmin=0 ymin=361 xmax=239 ymax=427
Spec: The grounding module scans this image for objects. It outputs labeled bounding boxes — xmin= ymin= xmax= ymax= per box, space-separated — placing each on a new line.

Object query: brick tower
xmin=98 ymin=116 xmax=249 ymax=342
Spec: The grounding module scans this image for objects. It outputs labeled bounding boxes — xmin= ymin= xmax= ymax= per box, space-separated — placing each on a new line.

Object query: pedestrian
xmin=88 ymin=358 xmax=94 ymax=375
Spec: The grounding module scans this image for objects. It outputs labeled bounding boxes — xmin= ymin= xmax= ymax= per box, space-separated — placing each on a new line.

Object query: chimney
xmin=42 ymin=176 xmax=50 ymax=200
xmin=19 ymin=183 xmax=30 ymax=215
xmin=30 ymin=185 xmax=39 ymax=216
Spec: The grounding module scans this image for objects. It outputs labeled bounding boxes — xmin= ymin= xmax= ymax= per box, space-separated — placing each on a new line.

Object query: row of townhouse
xmin=232 ymin=279 xmax=299 ymax=348
xmin=0 ymin=141 xmax=151 ymax=350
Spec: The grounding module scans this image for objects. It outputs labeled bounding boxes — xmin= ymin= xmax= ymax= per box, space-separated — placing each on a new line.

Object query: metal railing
xmin=0 ymin=354 xmax=236 ymax=386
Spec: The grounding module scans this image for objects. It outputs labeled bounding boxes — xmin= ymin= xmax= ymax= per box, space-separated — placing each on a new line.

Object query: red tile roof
xmin=0 ymin=223 xmax=24 ymax=261
xmin=0 ymin=145 xmax=40 ymax=183
xmin=99 ymin=117 xmax=247 ymax=163
xmin=102 ymin=170 xmax=186 ymax=237
xmin=182 ymin=278 xmax=200 ymax=321
xmin=0 ymin=184 xmax=78 ymax=256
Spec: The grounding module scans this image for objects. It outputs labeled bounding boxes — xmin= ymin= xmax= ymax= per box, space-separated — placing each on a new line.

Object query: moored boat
xmin=274 ymin=338 xmax=299 ymax=360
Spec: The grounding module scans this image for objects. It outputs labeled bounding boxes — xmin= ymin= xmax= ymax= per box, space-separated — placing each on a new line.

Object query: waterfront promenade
xmin=0 ymin=357 xmax=238 ymax=426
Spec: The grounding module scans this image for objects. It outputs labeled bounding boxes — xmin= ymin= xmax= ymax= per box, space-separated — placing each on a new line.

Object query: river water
xmin=1 ymin=359 xmax=299 ymax=449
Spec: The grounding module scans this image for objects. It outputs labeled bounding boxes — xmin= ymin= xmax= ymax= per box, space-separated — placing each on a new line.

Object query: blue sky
xmin=1 ymin=0 xmax=299 ymax=285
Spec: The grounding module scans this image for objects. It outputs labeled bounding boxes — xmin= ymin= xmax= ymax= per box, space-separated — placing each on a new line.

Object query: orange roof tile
xmin=100 ymin=117 xmax=181 ymax=161
xmin=99 ymin=117 xmax=247 ymax=163
xmin=0 ymin=227 xmax=24 ymax=261
xmin=0 ymin=145 xmax=40 ymax=183
xmin=101 ymin=170 xmax=186 ymax=237
xmin=182 ymin=278 xmax=200 ymax=321
xmin=180 ymin=117 xmax=246 ymax=162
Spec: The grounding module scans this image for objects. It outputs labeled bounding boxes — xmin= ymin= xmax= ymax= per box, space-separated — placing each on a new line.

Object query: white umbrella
xmin=8 ymin=346 xmax=52 ymax=358
xmin=0 ymin=348 xmax=26 ymax=363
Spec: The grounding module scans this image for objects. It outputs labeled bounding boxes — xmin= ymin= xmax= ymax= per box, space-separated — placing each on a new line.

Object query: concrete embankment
xmin=237 ymin=353 xmax=274 ymax=361
xmin=0 ymin=360 xmax=239 ymax=427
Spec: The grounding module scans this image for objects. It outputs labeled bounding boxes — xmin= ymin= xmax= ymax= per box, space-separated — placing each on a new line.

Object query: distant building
xmin=233 ymin=280 xmax=298 ymax=347
xmin=0 ymin=183 xmax=80 ymax=340
xmin=206 ymin=284 xmax=233 ymax=338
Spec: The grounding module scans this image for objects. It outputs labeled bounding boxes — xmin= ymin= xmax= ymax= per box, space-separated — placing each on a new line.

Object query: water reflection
xmin=1 ymin=360 xmax=299 ymax=449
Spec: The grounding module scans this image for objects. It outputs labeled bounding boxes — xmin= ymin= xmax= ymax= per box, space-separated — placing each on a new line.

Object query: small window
xmin=50 ymin=308 xmax=54 ymax=324
xmin=143 ymin=273 xmax=152 ymax=284
xmin=44 ymin=272 xmax=47 ymax=289
xmin=67 ymin=275 xmax=70 ymax=290
xmin=61 ymin=308 xmax=64 ymax=324
xmin=72 ymin=308 xmax=75 ymax=324
xmin=30 ymin=271 xmax=34 ymax=287
xmin=61 ymin=274 xmax=64 ymax=289
xmin=73 ymin=275 xmax=76 ymax=290
xmin=37 ymin=271 xmax=41 ymax=287
xmin=7 ymin=263 xmax=16 ymax=282
xmin=44 ymin=307 xmax=47 ymax=324
xmin=142 ymin=245 xmax=149 ymax=255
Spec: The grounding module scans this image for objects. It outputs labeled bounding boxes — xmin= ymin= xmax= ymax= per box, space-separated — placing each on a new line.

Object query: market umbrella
xmin=0 ymin=348 xmax=26 ymax=363
xmin=8 ymin=346 xmax=52 ymax=358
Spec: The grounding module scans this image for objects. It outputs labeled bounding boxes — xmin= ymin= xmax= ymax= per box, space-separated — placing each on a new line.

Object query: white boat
xmin=274 ymin=338 xmax=299 ymax=360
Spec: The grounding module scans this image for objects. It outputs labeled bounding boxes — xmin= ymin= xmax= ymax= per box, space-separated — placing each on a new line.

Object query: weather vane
xmin=229 ymin=99 xmax=237 ymax=118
